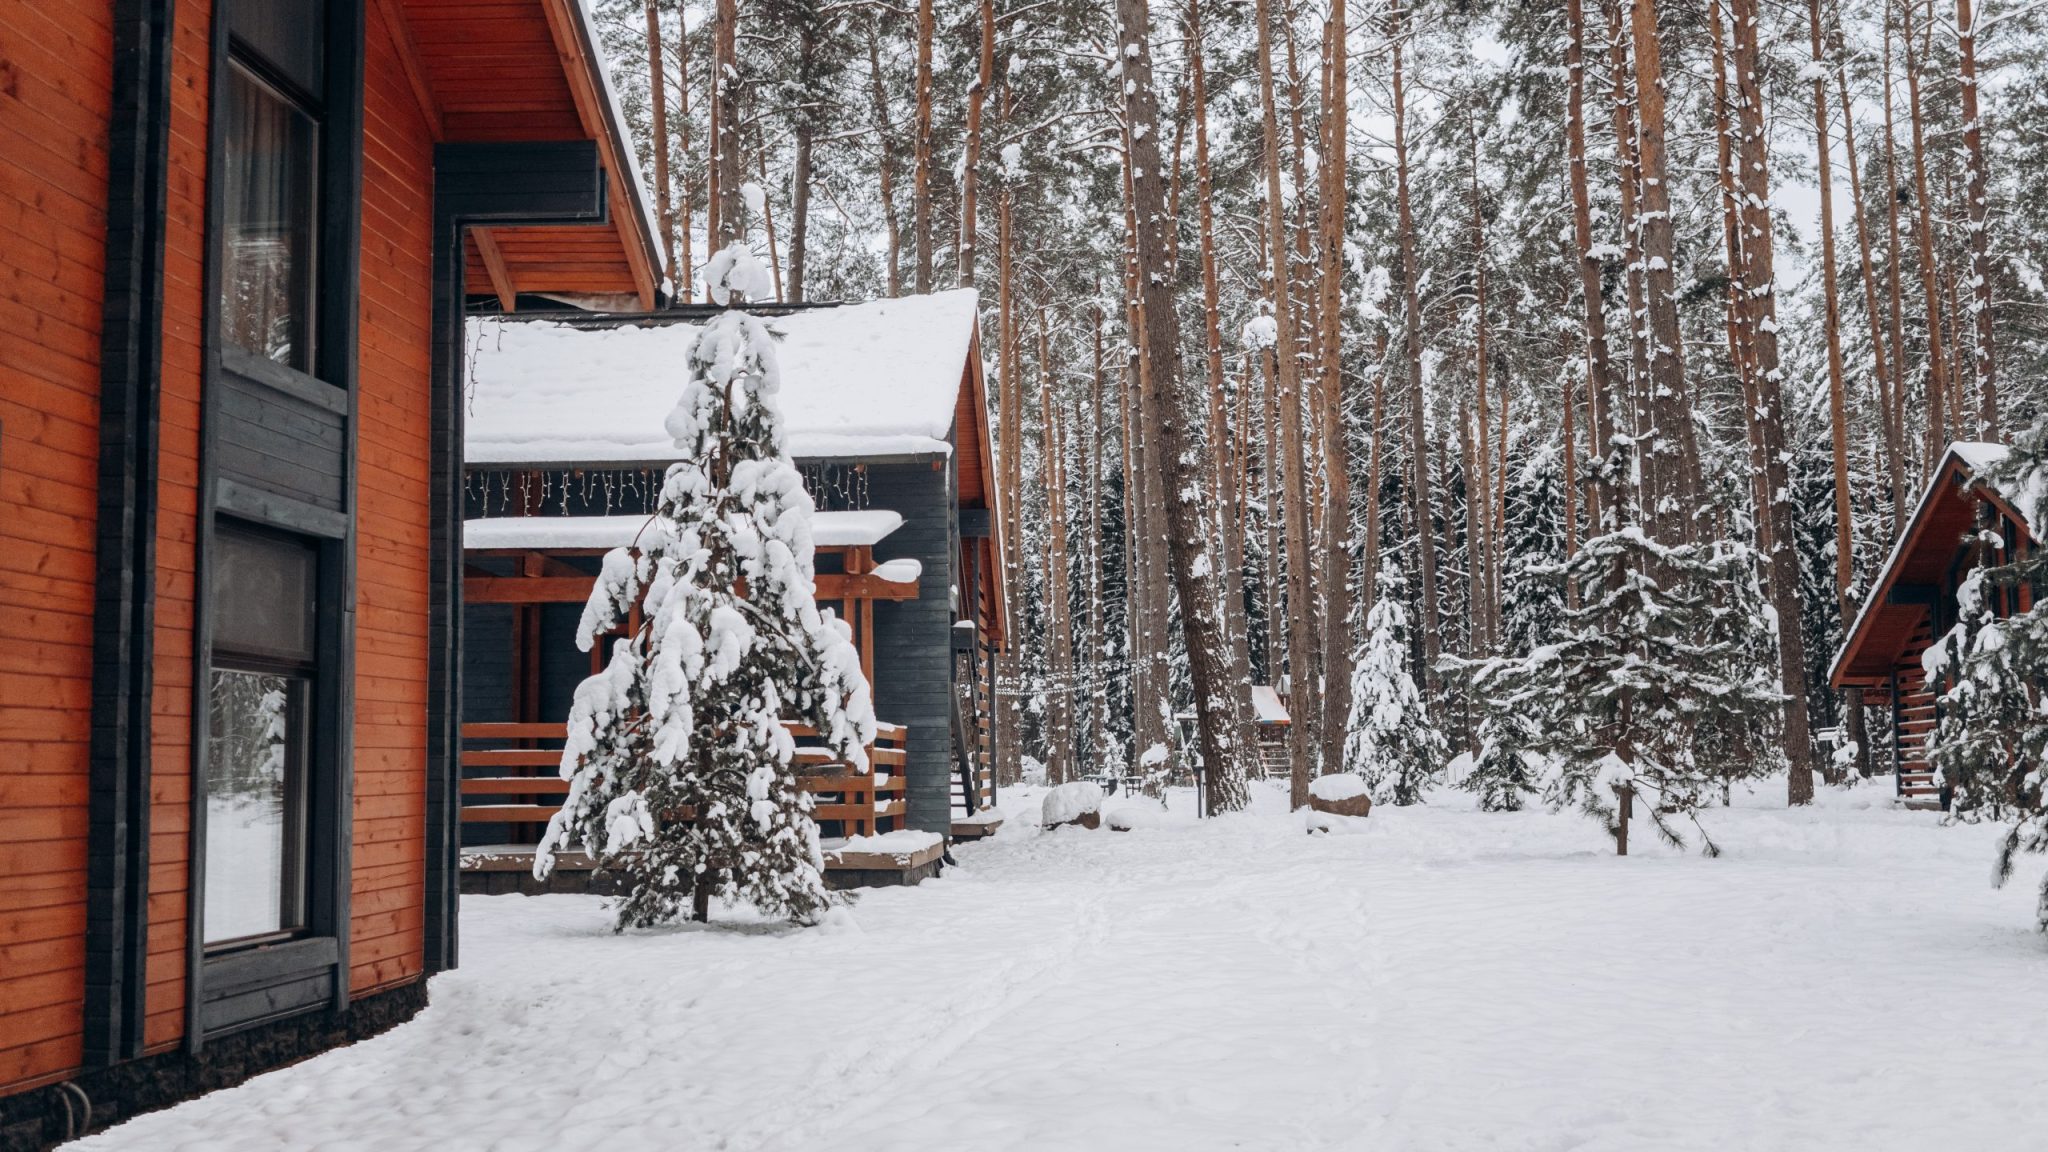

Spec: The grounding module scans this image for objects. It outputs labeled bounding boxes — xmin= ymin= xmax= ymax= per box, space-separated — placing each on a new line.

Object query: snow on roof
xmin=1251 ymin=685 xmax=1290 ymax=726
xmin=464 ymin=291 xmax=981 ymax=466
xmin=464 ymin=509 xmax=903 ymax=552
xmin=1951 ymin=441 xmax=2010 ymax=472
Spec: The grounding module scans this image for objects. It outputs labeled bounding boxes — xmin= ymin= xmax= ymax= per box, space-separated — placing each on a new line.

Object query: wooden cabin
xmin=1830 ymin=443 xmax=2032 ymax=809
xmin=0 ymin=0 xmax=658 ymax=1140
xmin=456 ymin=293 xmax=1010 ymax=887
xmin=1251 ymin=686 xmax=1292 ymax=778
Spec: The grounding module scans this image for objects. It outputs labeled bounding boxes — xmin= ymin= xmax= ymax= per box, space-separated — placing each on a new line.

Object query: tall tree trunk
xmin=959 ymin=0 xmax=994 ymax=288
xmin=1566 ymin=0 xmax=1615 ymax=537
xmin=1115 ymin=0 xmax=1257 ymax=812
xmin=1834 ymin=32 xmax=1906 ymax=531
xmin=911 ymin=0 xmax=935 ymax=294
xmin=1628 ymin=0 xmax=1689 ymax=544
xmin=710 ymin=0 xmax=742 ymax=249
xmin=1810 ymin=0 xmax=1858 ymax=785
xmin=995 ymin=176 xmax=1021 ymax=784
xmin=787 ymin=126 xmax=810 ymax=301
xmin=1809 ymin=0 xmax=1854 ymax=615
xmin=1120 ymin=140 xmax=1173 ymax=780
xmin=645 ymin=0 xmax=677 ymax=284
xmin=1280 ymin=1 xmax=1326 ymax=786
xmin=757 ymin=146 xmax=784 ymax=299
xmin=1316 ymin=0 xmax=1353 ymax=779
xmin=1259 ymin=0 xmax=1321 ymax=805
xmin=1090 ymin=306 xmax=1109 ymax=769
xmin=1731 ymin=0 xmax=1818 ymax=802
xmin=1954 ymin=0 xmax=1995 ymax=436
xmin=1189 ymin=0 xmax=1254 ymax=733
xmin=676 ymin=1 xmax=694 ymax=299
xmin=1881 ymin=10 xmax=1915 ymax=485
xmin=865 ymin=26 xmax=902 ymax=298
xmin=1603 ymin=0 xmax=1647 ymax=526
xmin=1469 ymin=116 xmax=1495 ymax=655
xmin=1041 ymin=314 xmax=1073 ymax=786
xmin=1901 ymin=0 xmax=1951 ymax=459
xmin=1392 ymin=0 xmax=1441 ymax=682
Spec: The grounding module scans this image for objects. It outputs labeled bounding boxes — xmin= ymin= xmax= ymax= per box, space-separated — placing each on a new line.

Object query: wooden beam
xmin=473 ymin=228 xmax=517 ymax=312
xmin=538 ymin=0 xmax=660 ymax=309
xmin=372 ymin=0 xmax=443 ymax=138
xmin=467 ymin=574 xmax=593 ymax=603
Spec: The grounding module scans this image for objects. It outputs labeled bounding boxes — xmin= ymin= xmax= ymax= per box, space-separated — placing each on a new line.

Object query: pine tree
xmin=1489 ymin=526 xmax=1784 ymax=852
xmin=1928 ymin=420 xmax=2048 ymax=928
xmin=536 ymin=244 xmax=876 ymax=928
xmin=1345 ymin=566 xmax=1446 ymax=805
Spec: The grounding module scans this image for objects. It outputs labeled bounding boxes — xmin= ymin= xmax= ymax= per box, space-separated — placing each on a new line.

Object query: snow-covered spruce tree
xmin=1928 ymin=421 xmax=2048 ymax=927
xmin=1345 ymin=565 xmax=1447 ymax=805
xmin=1499 ymin=442 xmax=1568 ymax=658
xmin=1509 ymin=528 xmax=1784 ymax=853
xmin=535 ymin=244 xmax=876 ymax=927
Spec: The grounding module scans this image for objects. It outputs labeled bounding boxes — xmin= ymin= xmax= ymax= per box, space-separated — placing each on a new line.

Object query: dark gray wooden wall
xmin=866 ymin=460 xmax=956 ymax=835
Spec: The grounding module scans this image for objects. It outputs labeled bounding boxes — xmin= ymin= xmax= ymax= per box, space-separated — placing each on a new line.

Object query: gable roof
xmin=464 ymin=291 xmax=983 ymax=466
xmin=1830 ymin=442 xmax=2022 ymax=687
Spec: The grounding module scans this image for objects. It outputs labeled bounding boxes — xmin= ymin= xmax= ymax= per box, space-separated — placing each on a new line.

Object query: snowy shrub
xmin=1927 ymin=419 xmax=2048 ymax=928
xmin=1345 ymin=566 xmax=1448 ymax=805
xmin=1042 ymin=780 xmax=1105 ymax=827
xmin=535 ymin=244 xmax=876 ymax=928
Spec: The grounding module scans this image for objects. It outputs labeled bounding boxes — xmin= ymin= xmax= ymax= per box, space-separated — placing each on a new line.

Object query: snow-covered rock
xmin=1104 ymin=796 xmax=1167 ymax=832
xmin=1042 ymin=781 xmax=1105 ymax=829
xmin=1307 ymin=773 xmax=1373 ymax=819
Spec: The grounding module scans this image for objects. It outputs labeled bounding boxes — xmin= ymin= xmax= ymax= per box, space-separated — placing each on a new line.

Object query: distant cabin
xmin=1830 ymin=443 xmax=2034 ymax=809
xmin=456 ymin=293 xmax=1009 ymax=884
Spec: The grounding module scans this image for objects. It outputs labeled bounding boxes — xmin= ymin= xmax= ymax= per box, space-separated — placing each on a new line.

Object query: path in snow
xmin=85 ymin=781 xmax=2045 ymax=1151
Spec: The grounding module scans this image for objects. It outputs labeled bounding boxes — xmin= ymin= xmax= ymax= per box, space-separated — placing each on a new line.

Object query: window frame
xmin=188 ymin=0 xmax=364 ymax=1047
xmin=216 ymin=55 xmax=323 ymax=376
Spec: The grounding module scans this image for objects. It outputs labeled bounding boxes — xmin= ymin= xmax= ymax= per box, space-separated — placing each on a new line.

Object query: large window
xmin=203 ymin=525 xmax=318 ymax=948
xmin=220 ymin=60 xmax=318 ymax=372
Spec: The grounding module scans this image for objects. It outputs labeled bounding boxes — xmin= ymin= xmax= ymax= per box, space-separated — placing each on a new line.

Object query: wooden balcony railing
xmin=459 ymin=720 xmax=910 ymax=843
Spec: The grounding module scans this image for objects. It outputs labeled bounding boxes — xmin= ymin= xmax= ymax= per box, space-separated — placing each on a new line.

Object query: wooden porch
xmin=456 ymin=720 xmax=935 ymax=892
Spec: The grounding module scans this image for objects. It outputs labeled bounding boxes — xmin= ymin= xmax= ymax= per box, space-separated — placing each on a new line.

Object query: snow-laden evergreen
xmin=1344 ymin=566 xmax=1446 ymax=805
xmin=536 ymin=244 xmax=876 ymax=927
xmin=1469 ymin=527 xmax=1784 ymax=851
xmin=1929 ymin=418 xmax=2048 ymax=927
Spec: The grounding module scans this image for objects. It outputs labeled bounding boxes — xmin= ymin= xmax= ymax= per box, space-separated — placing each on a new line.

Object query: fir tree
xmin=1499 ymin=442 xmax=1568 ymax=658
xmin=536 ymin=244 xmax=876 ymax=928
xmin=1345 ymin=566 xmax=1447 ymax=805
xmin=1486 ymin=527 xmax=1784 ymax=852
xmin=1928 ymin=420 xmax=2048 ymax=928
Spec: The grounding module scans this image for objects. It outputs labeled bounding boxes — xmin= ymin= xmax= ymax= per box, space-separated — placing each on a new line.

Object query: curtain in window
xmin=221 ymin=62 xmax=317 ymax=371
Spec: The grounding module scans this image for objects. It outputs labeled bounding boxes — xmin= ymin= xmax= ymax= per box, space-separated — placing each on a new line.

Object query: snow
xmin=84 ymin=779 xmax=2048 ymax=1152
xmin=831 ymin=829 xmax=943 ymax=857
xmin=1040 ymin=780 xmax=1104 ymax=825
xmin=1307 ymin=773 xmax=1369 ymax=801
xmin=1103 ymin=796 xmax=1167 ymax=831
xmin=1249 ymin=684 xmax=1289 ymax=725
xmin=465 ymin=290 xmax=981 ymax=465
xmin=869 ymin=558 xmax=922 ymax=585
xmin=464 ymin=510 xmax=904 ymax=553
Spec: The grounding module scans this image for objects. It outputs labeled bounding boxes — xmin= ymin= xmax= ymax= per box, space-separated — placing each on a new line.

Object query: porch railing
xmin=458 ymin=720 xmax=910 ymax=844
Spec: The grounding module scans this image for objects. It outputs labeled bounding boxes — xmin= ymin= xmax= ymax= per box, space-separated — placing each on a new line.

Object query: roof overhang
xmin=379 ymin=0 xmax=663 ymax=310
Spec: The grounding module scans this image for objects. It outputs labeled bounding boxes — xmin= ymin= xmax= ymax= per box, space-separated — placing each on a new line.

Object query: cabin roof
xmin=463 ymin=510 xmax=905 ymax=552
xmin=390 ymin=0 xmax=664 ymax=308
xmin=1830 ymin=442 xmax=2020 ymax=687
xmin=463 ymin=290 xmax=983 ymax=466
xmin=1251 ymin=685 xmax=1291 ymax=726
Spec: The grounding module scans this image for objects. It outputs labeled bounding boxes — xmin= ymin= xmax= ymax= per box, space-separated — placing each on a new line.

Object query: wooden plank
xmin=460 ymin=804 xmax=560 ymax=823
xmin=462 ymin=722 xmax=568 ymax=739
xmin=472 ymin=227 xmax=517 ymax=311
xmin=461 ymin=748 xmax=563 ymax=767
xmin=460 ymin=777 xmax=570 ymax=795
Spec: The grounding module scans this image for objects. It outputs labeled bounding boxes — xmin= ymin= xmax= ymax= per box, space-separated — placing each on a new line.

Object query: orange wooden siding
xmin=350 ymin=0 xmax=435 ymax=996
xmin=0 ymin=0 xmax=112 ymax=1092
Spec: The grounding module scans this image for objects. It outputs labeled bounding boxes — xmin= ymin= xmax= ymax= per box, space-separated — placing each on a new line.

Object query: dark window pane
xmin=211 ymin=526 xmax=317 ymax=663
xmin=226 ymin=0 xmax=326 ymax=95
xmin=221 ymin=62 xmax=317 ymax=372
xmin=205 ymin=669 xmax=308 ymax=945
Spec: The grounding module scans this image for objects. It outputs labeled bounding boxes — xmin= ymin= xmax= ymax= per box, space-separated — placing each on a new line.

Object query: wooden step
xmin=461 ymin=777 xmax=571 ymax=795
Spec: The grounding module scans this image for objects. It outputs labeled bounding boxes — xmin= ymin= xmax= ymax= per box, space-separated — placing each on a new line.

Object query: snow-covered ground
xmin=86 ymin=780 xmax=2046 ymax=1151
